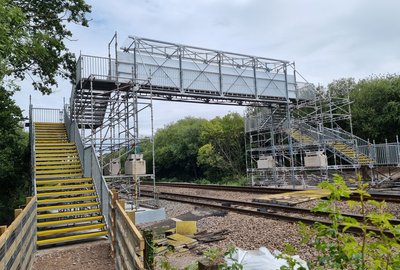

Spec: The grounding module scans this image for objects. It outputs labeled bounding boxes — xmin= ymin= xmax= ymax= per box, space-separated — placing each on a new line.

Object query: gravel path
xmin=32 ymin=240 xmax=114 ymax=270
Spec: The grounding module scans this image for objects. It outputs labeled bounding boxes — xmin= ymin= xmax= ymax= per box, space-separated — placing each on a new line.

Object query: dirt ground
xmin=32 ymin=239 xmax=114 ymax=270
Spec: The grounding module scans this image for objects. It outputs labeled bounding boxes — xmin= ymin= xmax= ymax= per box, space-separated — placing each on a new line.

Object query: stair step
xmin=36 ymin=157 xmax=80 ymax=163
xmin=35 ymin=131 xmax=66 ymax=134
xmin=37 ymin=184 xmax=93 ymax=191
xmin=37 ymin=231 xmax=107 ymax=246
xmin=37 ymin=202 xmax=99 ymax=211
xmin=36 ymin=173 xmax=83 ymax=180
xmin=36 ymin=153 xmax=79 ymax=158
xmin=36 ymin=161 xmax=80 ymax=166
xmin=35 ymin=134 xmax=67 ymax=137
xmin=35 ymin=145 xmax=76 ymax=150
xmin=37 ymin=178 xmax=92 ymax=185
xmin=37 ymin=189 xmax=96 ymax=197
xmin=36 ymin=149 xmax=77 ymax=154
xmin=36 ymin=164 xmax=81 ymax=171
xmin=35 ymin=140 xmax=69 ymax=144
xmin=37 ymin=208 xmax=100 ymax=219
xmin=38 ymin=195 xmax=97 ymax=204
xmin=37 ymin=215 xmax=103 ymax=227
xmin=36 ymin=168 xmax=82 ymax=175
xmin=35 ymin=142 xmax=75 ymax=146
xmin=37 ymin=224 xmax=105 ymax=237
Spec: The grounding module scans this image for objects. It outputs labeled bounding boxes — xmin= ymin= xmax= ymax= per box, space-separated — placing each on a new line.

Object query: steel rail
xmin=141 ymin=182 xmax=400 ymax=203
xmin=141 ymin=191 xmax=399 ymax=237
xmin=140 ymin=191 xmax=400 ymax=226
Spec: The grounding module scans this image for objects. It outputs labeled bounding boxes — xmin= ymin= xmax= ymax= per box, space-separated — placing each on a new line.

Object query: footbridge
xmin=2 ymin=34 xmax=399 ymax=270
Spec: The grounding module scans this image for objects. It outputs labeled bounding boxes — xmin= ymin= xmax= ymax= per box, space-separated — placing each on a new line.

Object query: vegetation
xmin=0 ymin=0 xmax=91 ymax=94
xmin=0 ymin=89 xmax=29 ymax=225
xmin=294 ymin=175 xmax=400 ymax=269
xmin=0 ymin=0 xmax=91 ymax=225
xmin=141 ymin=113 xmax=246 ymax=185
xmin=327 ymin=75 xmax=400 ymax=143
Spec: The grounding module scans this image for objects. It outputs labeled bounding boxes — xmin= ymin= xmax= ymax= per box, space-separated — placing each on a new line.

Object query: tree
xmin=327 ymin=78 xmax=356 ymax=98
xmin=198 ymin=113 xmax=245 ymax=180
xmin=154 ymin=117 xmax=207 ymax=180
xmin=0 ymin=0 xmax=91 ymax=224
xmin=350 ymin=75 xmax=400 ymax=142
xmin=0 ymin=0 xmax=91 ymax=94
xmin=0 ymin=88 xmax=29 ymax=225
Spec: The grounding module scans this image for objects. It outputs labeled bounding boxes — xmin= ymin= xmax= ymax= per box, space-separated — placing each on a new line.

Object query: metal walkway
xmin=71 ymin=36 xmax=315 ymax=129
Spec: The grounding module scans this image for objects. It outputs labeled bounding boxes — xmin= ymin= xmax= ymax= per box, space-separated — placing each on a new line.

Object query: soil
xmin=32 ymin=239 xmax=114 ymax=270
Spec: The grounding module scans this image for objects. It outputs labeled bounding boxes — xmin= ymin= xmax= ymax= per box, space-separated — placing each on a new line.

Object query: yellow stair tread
xmin=36 ymin=165 xmax=81 ymax=171
xmin=37 ymin=178 xmax=92 ymax=185
xmin=35 ymin=146 xmax=76 ymax=149
xmin=36 ymin=154 xmax=79 ymax=158
xmin=37 ymin=201 xmax=99 ymax=211
xmin=37 ymin=224 xmax=106 ymax=237
xmin=37 ymin=215 xmax=103 ymax=227
xmin=37 ymin=231 xmax=108 ymax=246
xmin=38 ymin=195 xmax=97 ymax=204
xmin=36 ymin=161 xmax=80 ymax=165
xmin=36 ymin=158 xmax=80 ymax=162
xmin=37 ymin=184 xmax=93 ymax=191
xmin=36 ymin=150 xmax=77 ymax=154
xmin=37 ymin=208 xmax=100 ymax=219
xmin=37 ymin=189 xmax=95 ymax=197
xmin=36 ymin=168 xmax=82 ymax=174
xmin=36 ymin=173 xmax=83 ymax=180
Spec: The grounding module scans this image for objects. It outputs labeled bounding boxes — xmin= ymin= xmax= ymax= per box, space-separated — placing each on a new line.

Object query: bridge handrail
xmin=0 ymin=197 xmax=37 ymax=270
xmin=76 ymin=54 xmax=117 ymax=83
xmin=30 ymin=107 xmax=63 ymax=123
xmin=64 ymin=106 xmax=144 ymax=269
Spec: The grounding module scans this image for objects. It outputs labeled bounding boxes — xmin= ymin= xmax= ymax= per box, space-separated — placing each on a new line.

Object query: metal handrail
xmin=29 ymin=104 xmax=37 ymax=195
xmin=64 ymin=106 xmax=112 ymax=230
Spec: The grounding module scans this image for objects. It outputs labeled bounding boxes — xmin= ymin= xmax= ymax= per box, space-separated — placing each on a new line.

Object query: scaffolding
xmin=245 ymin=87 xmax=400 ymax=187
xmin=69 ymin=33 xmax=400 ymax=191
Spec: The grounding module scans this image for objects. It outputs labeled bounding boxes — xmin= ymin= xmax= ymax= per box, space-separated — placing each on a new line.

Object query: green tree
xmin=350 ymin=75 xmax=400 ymax=142
xmin=0 ymin=88 xmax=30 ymax=225
xmin=0 ymin=0 xmax=91 ymax=224
xmin=154 ymin=117 xmax=207 ymax=180
xmin=0 ymin=0 xmax=91 ymax=94
xmin=198 ymin=113 xmax=245 ymax=180
xmin=327 ymin=78 xmax=356 ymax=98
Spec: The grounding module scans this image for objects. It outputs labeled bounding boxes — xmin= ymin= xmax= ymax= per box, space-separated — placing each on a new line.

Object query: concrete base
xmin=134 ymin=207 xmax=166 ymax=224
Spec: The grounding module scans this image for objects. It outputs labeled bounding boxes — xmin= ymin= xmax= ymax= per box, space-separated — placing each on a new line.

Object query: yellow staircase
xmin=34 ymin=122 xmax=107 ymax=246
xmin=289 ymin=128 xmax=373 ymax=165
xmin=330 ymin=142 xmax=373 ymax=165
xmin=288 ymin=129 xmax=315 ymax=144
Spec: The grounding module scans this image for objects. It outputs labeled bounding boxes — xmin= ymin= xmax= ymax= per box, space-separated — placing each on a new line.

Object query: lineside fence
xmin=64 ymin=106 xmax=145 ymax=269
xmin=0 ymin=197 xmax=37 ymax=270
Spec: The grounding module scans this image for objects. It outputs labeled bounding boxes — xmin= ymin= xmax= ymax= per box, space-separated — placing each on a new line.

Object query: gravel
xmin=142 ymin=186 xmax=261 ymax=202
xmin=143 ymin=185 xmax=400 ymax=267
xmin=197 ymin=212 xmax=317 ymax=262
xmin=32 ymin=240 xmax=114 ymax=270
xmin=297 ymin=199 xmax=400 ymax=219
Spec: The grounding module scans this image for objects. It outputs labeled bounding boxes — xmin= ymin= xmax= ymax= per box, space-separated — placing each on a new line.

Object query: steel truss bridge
xmin=70 ymin=34 xmax=400 ymax=187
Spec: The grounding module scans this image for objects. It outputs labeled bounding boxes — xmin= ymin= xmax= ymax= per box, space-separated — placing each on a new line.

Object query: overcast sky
xmin=14 ymin=0 xmax=400 ymax=133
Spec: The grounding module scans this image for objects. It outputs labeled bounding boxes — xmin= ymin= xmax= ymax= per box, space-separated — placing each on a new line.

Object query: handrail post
xmin=111 ymin=188 xmax=118 ymax=257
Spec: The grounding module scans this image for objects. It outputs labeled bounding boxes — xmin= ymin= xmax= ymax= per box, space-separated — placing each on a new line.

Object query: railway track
xmin=140 ymin=190 xmax=400 ymax=237
xmin=141 ymin=182 xmax=400 ymax=203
